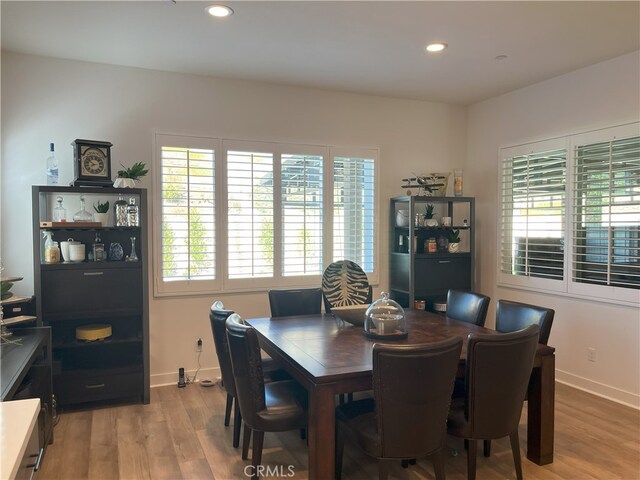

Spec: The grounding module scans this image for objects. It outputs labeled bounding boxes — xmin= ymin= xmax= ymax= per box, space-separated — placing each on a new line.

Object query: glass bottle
xmin=126 ymin=236 xmax=139 ymax=262
xmin=93 ymin=232 xmax=105 ymax=262
xmin=114 ymin=195 xmax=128 ymax=227
xmin=46 ymin=143 xmax=58 ymax=186
xmin=454 ymin=168 xmax=463 ymax=196
xmin=126 ymin=198 xmax=139 ymax=227
xmin=427 ymin=237 xmax=437 ymax=253
xmin=73 ymin=195 xmax=95 ymax=222
xmin=53 ymin=196 xmax=67 ymax=222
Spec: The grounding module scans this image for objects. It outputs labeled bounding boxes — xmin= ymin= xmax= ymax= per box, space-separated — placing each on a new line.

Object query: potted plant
xmin=424 ymin=204 xmax=438 ymax=227
xmin=114 ymin=162 xmax=149 ymax=188
xmin=93 ymin=200 xmax=110 ymax=226
xmin=447 ymin=229 xmax=461 ymax=253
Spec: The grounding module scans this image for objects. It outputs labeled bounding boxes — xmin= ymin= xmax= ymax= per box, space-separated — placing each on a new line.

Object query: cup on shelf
xmin=68 ymin=244 xmax=86 ymax=262
xmin=60 ymin=238 xmax=81 ymax=262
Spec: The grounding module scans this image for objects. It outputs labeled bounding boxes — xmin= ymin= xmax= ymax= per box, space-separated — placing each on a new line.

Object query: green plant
xmin=93 ymin=200 xmax=110 ymax=213
xmin=425 ymin=204 xmax=434 ymax=219
xmin=447 ymin=228 xmax=460 ymax=243
xmin=117 ymin=162 xmax=149 ymax=180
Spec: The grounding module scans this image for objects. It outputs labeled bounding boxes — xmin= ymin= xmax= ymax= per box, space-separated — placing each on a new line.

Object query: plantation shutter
xmin=500 ymin=146 xmax=566 ymax=282
xmin=333 ymin=156 xmax=376 ymax=272
xmin=281 ymin=153 xmax=323 ymax=276
xmin=227 ymin=150 xmax=274 ymax=279
xmin=573 ymin=135 xmax=640 ymax=289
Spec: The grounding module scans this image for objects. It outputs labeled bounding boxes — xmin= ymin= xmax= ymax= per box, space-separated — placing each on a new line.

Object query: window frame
xmin=497 ymin=122 xmax=639 ymax=306
xmin=153 ymin=134 xmax=379 ymax=297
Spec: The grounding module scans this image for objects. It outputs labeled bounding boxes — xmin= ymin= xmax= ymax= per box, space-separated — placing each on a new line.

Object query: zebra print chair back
xmin=322 ymin=260 xmax=372 ymax=312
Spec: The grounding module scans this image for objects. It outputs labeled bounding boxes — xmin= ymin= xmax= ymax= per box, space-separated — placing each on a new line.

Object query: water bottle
xmin=46 ymin=143 xmax=59 ymax=185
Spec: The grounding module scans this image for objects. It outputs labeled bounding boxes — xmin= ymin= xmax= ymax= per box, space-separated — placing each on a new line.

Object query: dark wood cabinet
xmin=32 ymin=186 xmax=149 ymax=406
xmin=389 ymin=196 xmax=475 ymax=311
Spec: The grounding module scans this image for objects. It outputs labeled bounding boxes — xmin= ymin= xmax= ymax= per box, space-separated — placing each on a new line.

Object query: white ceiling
xmin=2 ymin=1 xmax=639 ymax=105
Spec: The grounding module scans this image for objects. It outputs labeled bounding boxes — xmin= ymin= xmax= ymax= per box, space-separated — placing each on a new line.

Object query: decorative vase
xmin=113 ymin=177 xmax=136 ymax=188
xmin=425 ymin=218 xmax=438 ymax=227
xmin=448 ymin=242 xmax=460 ymax=253
xmin=95 ymin=212 xmax=108 ymax=227
xmin=109 ymin=242 xmax=124 ymax=261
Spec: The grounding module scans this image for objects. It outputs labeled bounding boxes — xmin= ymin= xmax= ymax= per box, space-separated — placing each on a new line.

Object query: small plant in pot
xmin=93 ymin=200 xmax=110 ymax=226
xmin=447 ymin=229 xmax=461 ymax=253
xmin=424 ymin=204 xmax=438 ymax=227
xmin=114 ymin=162 xmax=149 ymax=188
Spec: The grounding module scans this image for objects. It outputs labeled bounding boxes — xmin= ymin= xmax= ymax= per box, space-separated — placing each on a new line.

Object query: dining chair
xmin=322 ymin=260 xmax=373 ymax=312
xmin=268 ymin=287 xmax=322 ymax=317
xmin=496 ymin=299 xmax=555 ymax=345
xmin=446 ymin=289 xmax=491 ymax=327
xmin=447 ymin=324 xmax=540 ymax=480
xmin=225 ymin=313 xmax=308 ymax=480
xmin=336 ymin=337 xmax=463 ymax=480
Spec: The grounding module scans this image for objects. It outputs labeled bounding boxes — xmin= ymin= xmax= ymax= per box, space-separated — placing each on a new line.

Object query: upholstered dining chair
xmin=446 ymin=289 xmax=491 ymax=327
xmin=268 ymin=287 xmax=322 ymax=317
xmin=322 ymin=260 xmax=373 ymax=313
xmin=447 ymin=324 xmax=540 ymax=480
xmin=209 ymin=301 xmax=244 ymax=448
xmin=225 ymin=313 xmax=308 ymax=480
xmin=335 ymin=337 xmax=463 ymax=480
xmin=496 ymin=299 xmax=555 ymax=345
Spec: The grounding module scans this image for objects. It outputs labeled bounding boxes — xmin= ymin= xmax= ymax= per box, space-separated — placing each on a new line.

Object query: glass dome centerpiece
xmin=364 ymin=292 xmax=408 ymax=339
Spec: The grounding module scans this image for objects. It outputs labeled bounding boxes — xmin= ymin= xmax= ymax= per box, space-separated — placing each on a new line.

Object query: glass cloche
xmin=364 ymin=292 xmax=408 ymax=339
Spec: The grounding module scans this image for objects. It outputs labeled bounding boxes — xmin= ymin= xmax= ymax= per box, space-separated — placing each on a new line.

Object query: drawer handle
xmin=438 ymin=260 xmax=451 ymax=264
xmin=85 ymin=383 xmax=105 ymax=389
xmin=27 ymin=448 xmax=44 ymax=471
xmin=83 ymin=272 xmax=104 ymax=276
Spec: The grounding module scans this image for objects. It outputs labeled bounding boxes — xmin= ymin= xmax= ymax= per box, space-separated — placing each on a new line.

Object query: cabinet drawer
xmin=16 ymin=416 xmax=42 ymax=480
xmin=414 ymin=256 xmax=471 ymax=296
xmin=42 ymin=267 xmax=141 ymax=319
xmin=55 ymin=369 xmax=142 ymax=405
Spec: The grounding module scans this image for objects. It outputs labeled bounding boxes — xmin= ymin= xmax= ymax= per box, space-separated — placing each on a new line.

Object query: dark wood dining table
xmin=246 ymin=310 xmax=555 ymax=480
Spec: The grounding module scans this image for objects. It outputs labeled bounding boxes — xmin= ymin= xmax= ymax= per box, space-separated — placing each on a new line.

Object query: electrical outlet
xmin=587 ymin=347 xmax=596 ymax=362
xmin=196 ymin=338 xmax=203 ymax=352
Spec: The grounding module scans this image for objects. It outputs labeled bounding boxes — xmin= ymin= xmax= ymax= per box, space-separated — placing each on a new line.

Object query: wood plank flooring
xmin=38 ymin=382 xmax=640 ymax=479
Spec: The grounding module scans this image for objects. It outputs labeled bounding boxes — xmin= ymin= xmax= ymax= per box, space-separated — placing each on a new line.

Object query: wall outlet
xmin=196 ymin=338 xmax=203 ymax=352
xmin=587 ymin=347 xmax=596 ymax=362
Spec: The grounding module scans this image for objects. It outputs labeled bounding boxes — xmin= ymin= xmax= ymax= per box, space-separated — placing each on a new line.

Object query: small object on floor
xmin=200 ymin=379 xmax=215 ymax=387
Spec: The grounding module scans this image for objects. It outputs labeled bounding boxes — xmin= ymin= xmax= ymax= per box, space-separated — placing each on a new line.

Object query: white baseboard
xmin=151 ymin=367 xmax=221 ymax=388
xmin=556 ymin=369 xmax=639 ymax=410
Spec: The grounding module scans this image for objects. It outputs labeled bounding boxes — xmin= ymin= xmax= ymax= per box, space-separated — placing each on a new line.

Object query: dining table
xmin=246 ymin=309 xmax=555 ymax=480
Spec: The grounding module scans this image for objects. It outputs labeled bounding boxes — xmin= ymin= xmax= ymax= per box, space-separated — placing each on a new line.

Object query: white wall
xmin=1 ymin=52 xmax=467 ymax=385
xmin=466 ymin=51 xmax=640 ymax=407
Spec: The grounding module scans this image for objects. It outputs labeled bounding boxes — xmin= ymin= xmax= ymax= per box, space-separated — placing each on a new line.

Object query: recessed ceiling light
xmin=426 ymin=42 xmax=448 ymax=53
xmin=206 ymin=4 xmax=234 ymax=17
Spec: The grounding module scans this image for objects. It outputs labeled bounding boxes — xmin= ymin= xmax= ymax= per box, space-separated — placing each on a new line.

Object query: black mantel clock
xmin=72 ymin=139 xmax=113 ymax=187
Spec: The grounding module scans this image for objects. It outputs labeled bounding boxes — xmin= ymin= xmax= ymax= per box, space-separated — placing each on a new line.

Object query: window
xmin=154 ymin=134 xmax=219 ymax=295
xmin=572 ymin=132 xmax=640 ymax=293
xmin=499 ymin=139 xmax=567 ymax=290
xmin=154 ymin=135 xmax=378 ymax=296
xmin=498 ymin=123 xmax=639 ymax=305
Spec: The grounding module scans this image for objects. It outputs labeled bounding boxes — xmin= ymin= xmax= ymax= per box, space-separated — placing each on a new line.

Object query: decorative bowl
xmin=332 ymin=304 xmax=370 ymax=326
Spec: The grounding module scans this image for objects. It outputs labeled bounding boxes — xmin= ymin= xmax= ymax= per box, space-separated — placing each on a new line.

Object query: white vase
xmin=95 ymin=212 xmax=108 ymax=227
xmin=448 ymin=242 xmax=460 ymax=253
xmin=113 ymin=177 xmax=136 ymax=188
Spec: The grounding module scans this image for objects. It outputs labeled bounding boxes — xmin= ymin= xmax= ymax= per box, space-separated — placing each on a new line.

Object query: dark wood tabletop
xmin=247 ymin=310 xmax=555 ymax=479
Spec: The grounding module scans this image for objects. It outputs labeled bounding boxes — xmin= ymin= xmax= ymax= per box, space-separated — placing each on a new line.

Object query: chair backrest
xmin=322 ymin=260 xmax=372 ymax=312
xmin=496 ymin=299 xmax=555 ymax=345
xmin=209 ymin=301 xmax=237 ymax=397
xmin=446 ymin=289 xmax=491 ymax=327
xmin=268 ymin=288 xmax=322 ymax=317
xmin=464 ymin=324 xmax=540 ymax=439
xmin=372 ymin=337 xmax=463 ymax=458
xmin=225 ymin=313 xmax=266 ymax=428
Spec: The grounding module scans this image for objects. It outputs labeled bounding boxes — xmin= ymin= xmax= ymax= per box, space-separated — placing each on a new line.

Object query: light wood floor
xmin=39 ymin=382 xmax=640 ymax=480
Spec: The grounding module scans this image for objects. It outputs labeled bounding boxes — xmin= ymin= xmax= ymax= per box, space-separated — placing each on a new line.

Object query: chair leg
xmin=335 ymin=424 xmax=345 ymax=480
xmin=224 ymin=394 xmax=233 ymax=427
xmin=466 ymin=439 xmax=477 ymax=480
xmin=484 ymin=439 xmax=491 ymax=457
xmin=242 ymin=425 xmax=251 ymax=460
xmin=232 ymin=400 xmax=242 ymax=448
xmin=378 ymin=459 xmax=390 ymax=480
xmin=432 ymin=449 xmax=446 ymax=480
xmin=251 ymin=430 xmax=265 ymax=480
xmin=509 ymin=431 xmax=523 ymax=480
